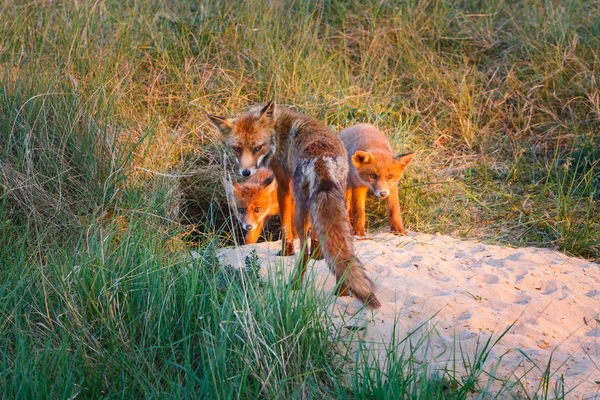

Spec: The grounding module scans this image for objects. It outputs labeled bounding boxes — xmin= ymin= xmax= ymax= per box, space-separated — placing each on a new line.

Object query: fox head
xmin=230 ymin=173 xmax=277 ymax=232
xmin=208 ymin=101 xmax=276 ymax=177
xmin=352 ymin=151 xmax=415 ymax=198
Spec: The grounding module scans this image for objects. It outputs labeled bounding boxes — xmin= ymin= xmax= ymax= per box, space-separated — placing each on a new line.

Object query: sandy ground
xmin=217 ymin=231 xmax=600 ymax=399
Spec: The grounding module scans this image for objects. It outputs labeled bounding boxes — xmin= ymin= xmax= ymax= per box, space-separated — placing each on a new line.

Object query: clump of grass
xmin=0 ymin=84 xmax=124 ymax=239
xmin=0 ymin=206 xmax=344 ymax=397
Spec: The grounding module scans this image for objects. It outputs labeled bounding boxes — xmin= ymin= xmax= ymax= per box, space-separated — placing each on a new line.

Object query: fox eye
xmin=369 ymin=173 xmax=378 ymax=179
xmin=254 ymin=207 xmax=261 ymax=213
xmin=253 ymin=145 xmax=263 ymax=153
xmin=232 ymin=146 xmax=242 ymax=154
xmin=237 ymin=207 xmax=245 ymax=214
xmin=387 ymin=174 xmax=393 ymax=180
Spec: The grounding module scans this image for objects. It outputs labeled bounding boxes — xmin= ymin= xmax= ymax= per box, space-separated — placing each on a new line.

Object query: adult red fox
xmin=208 ymin=103 xmax=380 ymax=308
xmin=340 ymin=123 xmax=415 ymax=236
xmin=229 ymin=167 xmax=279 ymax=244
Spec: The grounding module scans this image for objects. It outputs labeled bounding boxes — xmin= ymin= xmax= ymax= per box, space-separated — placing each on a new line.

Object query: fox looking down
xmin=229 ymin=167 xmax=279 ymax=245
xmin=208 ymin=102 xmax=381 ymax=308
xmin=340 ymin=123 xmax=415 ymax=237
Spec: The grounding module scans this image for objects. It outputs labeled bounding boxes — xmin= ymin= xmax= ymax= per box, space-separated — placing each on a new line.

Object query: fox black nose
xmin=379 ymin=191 xmax=388 ymax=198
xmin=244 ymin=224 xmax=254 ymax=231
xmin=241 ymin=169 xmax=251 ymax=177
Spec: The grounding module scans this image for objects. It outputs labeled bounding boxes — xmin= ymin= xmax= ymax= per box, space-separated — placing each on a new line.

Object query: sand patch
xmin=217 ymin=231 xmax=600 ymax=398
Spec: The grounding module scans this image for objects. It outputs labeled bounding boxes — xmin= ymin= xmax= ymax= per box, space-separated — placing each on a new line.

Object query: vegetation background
xmin=0 ymin=0 xmax=598 ymax=398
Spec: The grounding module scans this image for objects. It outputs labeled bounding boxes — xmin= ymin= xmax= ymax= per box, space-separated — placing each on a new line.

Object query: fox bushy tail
xmin=310 ymin=180 xmax=381 ymax=309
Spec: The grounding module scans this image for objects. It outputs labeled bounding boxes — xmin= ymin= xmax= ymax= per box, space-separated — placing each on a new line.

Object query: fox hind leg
xmin=309 ymin=225 xmax=323 ymax=260
xmin=275 ymin=178 xmax=295 ymax=256
xmin=291 ymin=201 xmax=310 ymax=289
xmin=335 ymin=275 xmax=350 ymax=297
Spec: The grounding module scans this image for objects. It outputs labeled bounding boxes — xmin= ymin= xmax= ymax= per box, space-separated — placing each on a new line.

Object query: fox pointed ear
xmin=352 ymin=150 xmax=373 ymax=168
xmin=259 ymin=101 xmax=276 ymax=127
xmin=393 ymin=152 xmax=415 ymax=167
xmin=260 ymin=174 xmax=276 ymax=189
xmin=207 ymin=114 xmax=234 ymax=137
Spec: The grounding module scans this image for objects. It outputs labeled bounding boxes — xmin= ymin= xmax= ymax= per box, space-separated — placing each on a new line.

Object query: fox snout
xmin=235 ymin=154 xmax=258 ymax=177
xmin=238 ymin=154 xmax=260 ymax=177
xmin=237 ymin=215 xmax=258 ymax=231
xmin=371 ymin=182 xmax=391 ymax=199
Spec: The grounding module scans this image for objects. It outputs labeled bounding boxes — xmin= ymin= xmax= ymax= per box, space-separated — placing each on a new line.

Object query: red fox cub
xmin=208 ymin=102 xmax=380 ymax=308
xmin=229 ymin=168 xmax=279 ymax=244
xmin=340 ymin=123 xmax=415 ymax=237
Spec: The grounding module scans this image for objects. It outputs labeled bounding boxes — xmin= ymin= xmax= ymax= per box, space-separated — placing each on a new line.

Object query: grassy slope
xmin=0 ymin=0 xmax=598 ymax=398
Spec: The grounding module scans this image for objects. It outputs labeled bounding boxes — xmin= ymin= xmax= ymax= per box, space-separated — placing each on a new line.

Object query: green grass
xmin=1 ymin=0 xmax=598 ymax=398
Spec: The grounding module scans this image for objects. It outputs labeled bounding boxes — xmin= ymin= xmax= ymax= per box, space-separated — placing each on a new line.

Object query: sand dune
xmin=217 ymin=231 xmax=600 ymax=399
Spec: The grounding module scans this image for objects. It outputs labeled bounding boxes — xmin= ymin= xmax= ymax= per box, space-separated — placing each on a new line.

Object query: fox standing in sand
xmin=208 ymin=102 xmax=380 ymax=308
xmin=229 ymin=167 xmax=279 ymax=245
xmin=341 ymin=123 xmax=415 ymax=237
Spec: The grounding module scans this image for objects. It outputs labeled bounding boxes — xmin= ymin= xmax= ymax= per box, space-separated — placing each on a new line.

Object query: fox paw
xmin=335 ymin=284 xmax=350 ymax=297
xmin=277 ymin=249 xmax=295 ymax=256
xmin=310 ymin=248 xmax=323 ymax=260
xmin=289 ymin=274 xmax=304 ymax=290
xmin=277 ymin=242 xmax=295 ymax=256
xmin=391 ymin=228 xmax=408 ymax=236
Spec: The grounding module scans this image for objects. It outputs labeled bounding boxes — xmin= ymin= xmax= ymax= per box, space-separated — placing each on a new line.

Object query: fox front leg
xmin=386 ymin=183 xmax=407 ymax=235
xmin=350 ymin=186 xmax=369 ymax=237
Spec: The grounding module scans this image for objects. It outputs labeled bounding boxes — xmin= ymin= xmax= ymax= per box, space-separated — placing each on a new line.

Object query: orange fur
xmin=230 ymin=168 xmax=279 ymax=244
xmin=209 ymin=104 xmax=380 ymax=308
xmin=340 ymin=124 xmax=415 ymax=236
